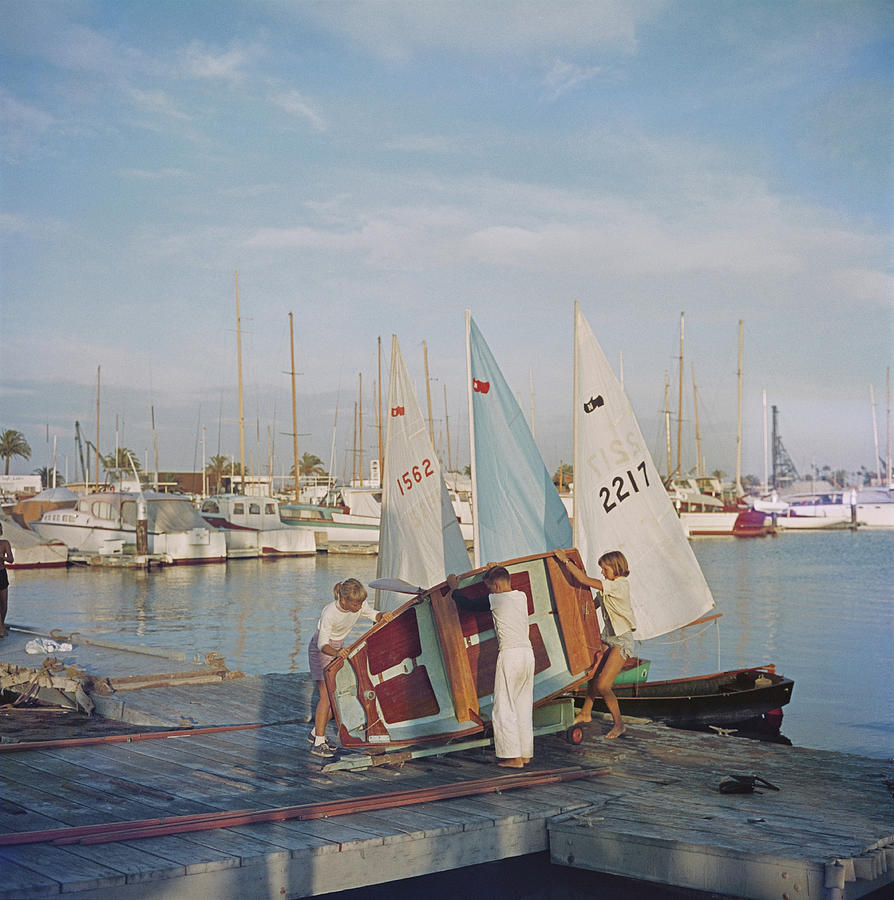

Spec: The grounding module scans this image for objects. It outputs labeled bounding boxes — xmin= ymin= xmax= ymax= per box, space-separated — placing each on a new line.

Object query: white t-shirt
xmin=601 ymin=576 xmax=636 ymax=636
xmin=488 ymin=589 xmax=532 ymax=652
xmin=316 ymin=599 xmax=378 ymax=648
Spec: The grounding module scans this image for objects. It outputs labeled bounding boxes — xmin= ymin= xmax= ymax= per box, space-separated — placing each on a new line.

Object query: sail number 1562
xmin=599 ymin=460 xmax=650 ymax=513
xmin=397 ymin=459 xmax=434 ymax=495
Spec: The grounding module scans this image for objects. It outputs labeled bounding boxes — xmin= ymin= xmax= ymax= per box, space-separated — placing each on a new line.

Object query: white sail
xmin=376 ymin=335 xmax=470 ymax=610
xmin=573 ymin=303 xmax=715 ymax=639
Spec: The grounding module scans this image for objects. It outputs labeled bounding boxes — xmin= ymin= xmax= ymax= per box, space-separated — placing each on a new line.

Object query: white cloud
xmin=0 ymin=88 xmax=54 ymax=158
xmin=118 ymin=168 xmax=190 ymax=180
xmin=182 ymin=42 xmax=250 ymax=83
xmin=542 ymin=59 xmax=608 ymax=99
xmin=129 ymin=88 xmax=191 ymax=121
xmin=270 ymin=89 xmax=327 ymax=132
xmin=305 ymin=0 xmax=667 ymax=61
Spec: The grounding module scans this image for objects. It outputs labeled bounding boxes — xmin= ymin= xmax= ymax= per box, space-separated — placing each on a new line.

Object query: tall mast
xmin=377 ymin=337 xmax=383 ymax=485
xmin=762 ymin=389 xmax=768 ymax=492
xmin=235 ymin=270 xmax=246 ymax=492
xmin=465 ymin=310 xmax=480 ymax=567
xmin=870 ymin=384 xmax=881 ymax=485
xmin=423 ymin=340 xmax=434 ymax=446
xmin=352 ymin=400 xmax=357 ymax=485
xmin=358 ymin=373 xmax=363 ymax=485
xmin=735 ymin=319 xmax=743 ymax=495
xmin=692 ymin=364 xmax=702 ymax=477
xmin=572 ymin=303 xmax=580 ymax=547
xmin=676 ymin=312 xmax=684 ymax=477
xmin=95 ymin=365 xmax=100 ymax=490
xmin=887 ymin=366 xmax=892 ymax=488
xmin=443 ymin=383 xmax=452 ymax=472
xmin=664 ymin=371 xmax=672 ymax=480
xmin=289 ymin=312 xmax=300 ymax=502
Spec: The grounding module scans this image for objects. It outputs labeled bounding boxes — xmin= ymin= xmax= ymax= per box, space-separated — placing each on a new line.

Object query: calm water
xmin=7 ymin=531 xmax=893 ymax=759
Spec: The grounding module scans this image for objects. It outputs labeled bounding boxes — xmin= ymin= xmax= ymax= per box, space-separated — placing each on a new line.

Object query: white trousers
xmin=492 ymin=646 xmax=535 ymax=759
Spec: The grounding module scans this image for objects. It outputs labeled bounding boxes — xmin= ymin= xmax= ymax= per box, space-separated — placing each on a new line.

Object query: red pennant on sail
xmin=472 ymin=378 xmax=490 ymax=394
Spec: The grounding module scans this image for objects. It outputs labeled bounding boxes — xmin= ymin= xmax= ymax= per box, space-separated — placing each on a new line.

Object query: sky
xmin=1 ymin=0 xmax=892 ymax=488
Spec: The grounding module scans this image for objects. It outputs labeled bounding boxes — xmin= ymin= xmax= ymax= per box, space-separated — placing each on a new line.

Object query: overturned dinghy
xmin=325 ymin=549 xmax=603 ymax=750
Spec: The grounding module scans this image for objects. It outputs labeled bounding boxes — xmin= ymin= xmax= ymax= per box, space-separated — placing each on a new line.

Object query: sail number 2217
xmin=396 ymin=459 xmax=435 ymax=495
xmin=599 ymin=460 xmax=650 ymax=513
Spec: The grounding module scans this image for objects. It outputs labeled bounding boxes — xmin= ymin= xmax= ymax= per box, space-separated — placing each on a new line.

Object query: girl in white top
xmin=307 ymin=578 xmax=392 ymax=757
xmin=448 ymin=565 xmax=535 ymax=768
xmin=554 ymin=548 xmax=636 ymax=739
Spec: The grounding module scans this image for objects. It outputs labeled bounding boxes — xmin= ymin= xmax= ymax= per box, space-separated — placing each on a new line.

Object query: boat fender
xmin=718 ymin=774 xmax=780 ymax=794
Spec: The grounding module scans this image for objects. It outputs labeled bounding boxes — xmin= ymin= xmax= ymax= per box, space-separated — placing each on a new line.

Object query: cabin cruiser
xmin=199 ymin=494 xmax=316 ymax=558
xmin=32 ymin=492 xmax=226 ymax=563
xmin=665 ymin=476 xmax=767 ymax=536
xmin=0 ymin=511 xmax=69 ymax=567
xmin=754 ymin=487 xmax=893 ymax=529
xmin=280 ymin=484 xmax=474 ymax=554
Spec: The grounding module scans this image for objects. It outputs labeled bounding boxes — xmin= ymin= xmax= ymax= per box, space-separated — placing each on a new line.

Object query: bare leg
xmin=313 ymin=682 xmax=332 ymax=738
xmin=0 ymin=588 xmax=8 ymax=637
xmin=574 ymin=675 xmax=601 ymax=723
xmin=596 ymin=648 xmax=627 ymax=738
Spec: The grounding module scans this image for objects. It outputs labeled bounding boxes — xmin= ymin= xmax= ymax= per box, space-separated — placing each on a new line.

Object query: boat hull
xmin=32 ymin=493 xmax=228 ymax=564
xmin=326 ymin=549 xmax=603 ymax=750
xmin=588 ymin=666 xmax=794 ymax=726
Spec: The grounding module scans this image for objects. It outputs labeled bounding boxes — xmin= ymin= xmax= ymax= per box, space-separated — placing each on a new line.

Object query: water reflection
xmin=8 ymin=531 xmax=893 ymax=758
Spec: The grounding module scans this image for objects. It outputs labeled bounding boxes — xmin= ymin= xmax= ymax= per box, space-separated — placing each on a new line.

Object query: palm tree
xmin=101 ymin=448 xmax=142 ymax=473
xmin=291 ymin=452 xmax=326 ymax=478
xmin=204 ymin=454 xmax=230 ymax=494
xmin=33 ymin=466 xmax=65 ymax=489
xmin=0 ymin=429 xmax=31 ymax=475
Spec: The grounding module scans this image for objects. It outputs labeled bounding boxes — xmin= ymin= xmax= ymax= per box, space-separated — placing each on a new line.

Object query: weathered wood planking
xmin=1 ymin=669 xmax=892 ymax=899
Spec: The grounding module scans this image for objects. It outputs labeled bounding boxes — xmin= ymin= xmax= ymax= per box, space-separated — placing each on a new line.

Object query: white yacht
xmin=32 ymin=492 xmax=227 ymax=563
xmin=199 ymin=494 xmax=316 ymax=558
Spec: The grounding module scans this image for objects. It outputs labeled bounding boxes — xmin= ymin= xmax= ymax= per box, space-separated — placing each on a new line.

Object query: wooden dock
xmin=1 ymin=629 xmax=891 ymax=899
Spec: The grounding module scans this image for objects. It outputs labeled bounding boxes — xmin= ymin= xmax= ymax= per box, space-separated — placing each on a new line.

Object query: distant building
xmin=0 ymin=474 xmax=42 ymax=498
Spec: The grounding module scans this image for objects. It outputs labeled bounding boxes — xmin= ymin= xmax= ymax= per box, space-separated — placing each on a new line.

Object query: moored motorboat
xmin=32 ymin=491 xmax=226 ymax=564
xmin=755 ymin=487 xmax=894 ymax=529
xmin=0 ymin=512 xmax=69 ymax=568
xmin=199 ymin=494 xmax=316 ymax=558
xmin=586 ymin=665 xmax=794 ymax=727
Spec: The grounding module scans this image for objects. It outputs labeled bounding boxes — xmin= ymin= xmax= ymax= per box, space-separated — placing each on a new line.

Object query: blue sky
xmin=2 ymin=0 xmax=892 ymax=485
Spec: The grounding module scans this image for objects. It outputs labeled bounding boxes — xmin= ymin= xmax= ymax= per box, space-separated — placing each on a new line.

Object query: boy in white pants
xmin=447 ymin=566 xmax=534 ymax=768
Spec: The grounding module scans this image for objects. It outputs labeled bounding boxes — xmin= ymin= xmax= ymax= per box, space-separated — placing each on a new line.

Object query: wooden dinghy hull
xmin=325 ymin=549 xmax=603 ymax=750
xmin=589 ymin=666 xmax=794 ymax=727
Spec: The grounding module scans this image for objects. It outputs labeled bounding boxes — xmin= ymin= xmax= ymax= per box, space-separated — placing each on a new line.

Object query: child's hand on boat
xmin=375 ymin=611 xmax=394 ymax=624
xmin=446 ymin=574 xmax=459 ymax=591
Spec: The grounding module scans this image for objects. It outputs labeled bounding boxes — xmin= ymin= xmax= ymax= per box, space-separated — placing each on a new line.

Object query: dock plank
xmin=1 ymin=665 xmax=891 ymax=900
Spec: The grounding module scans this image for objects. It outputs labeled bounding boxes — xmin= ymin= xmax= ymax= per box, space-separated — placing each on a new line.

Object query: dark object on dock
xmin=718 ymin=773 xmax=780 ymax=794
xmin=586 ymin=665 xmax=794 ymax=727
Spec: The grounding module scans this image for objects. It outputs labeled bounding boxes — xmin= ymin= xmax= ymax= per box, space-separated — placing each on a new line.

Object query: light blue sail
xmin=466 ymin=312 xmax=572 ymax=566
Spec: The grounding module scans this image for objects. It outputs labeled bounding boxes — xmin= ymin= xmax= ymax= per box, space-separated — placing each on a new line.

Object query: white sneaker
xmin=310 ymin=742 xmax=336 ymax=758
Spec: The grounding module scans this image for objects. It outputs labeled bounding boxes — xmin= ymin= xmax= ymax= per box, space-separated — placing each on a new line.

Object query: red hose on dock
xmin=0 ymin=765 xmax=610 ymax=847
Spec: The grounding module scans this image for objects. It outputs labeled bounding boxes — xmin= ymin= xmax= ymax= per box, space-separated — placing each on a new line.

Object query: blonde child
xmin=307 ymin=578 xmax=392 ymax=758
xmin=554 ymin=548 xmax=635 ymax=739
xmin=447 ymin=566 xmax=534 ymax=768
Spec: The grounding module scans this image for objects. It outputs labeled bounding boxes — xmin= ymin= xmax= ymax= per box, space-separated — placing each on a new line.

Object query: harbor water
xmin=8 ymin=529 xmax=892 ymax=758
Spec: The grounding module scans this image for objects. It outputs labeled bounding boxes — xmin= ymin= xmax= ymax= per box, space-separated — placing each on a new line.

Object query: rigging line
xmin=647 ymin=620 xmax=718 ymax=646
